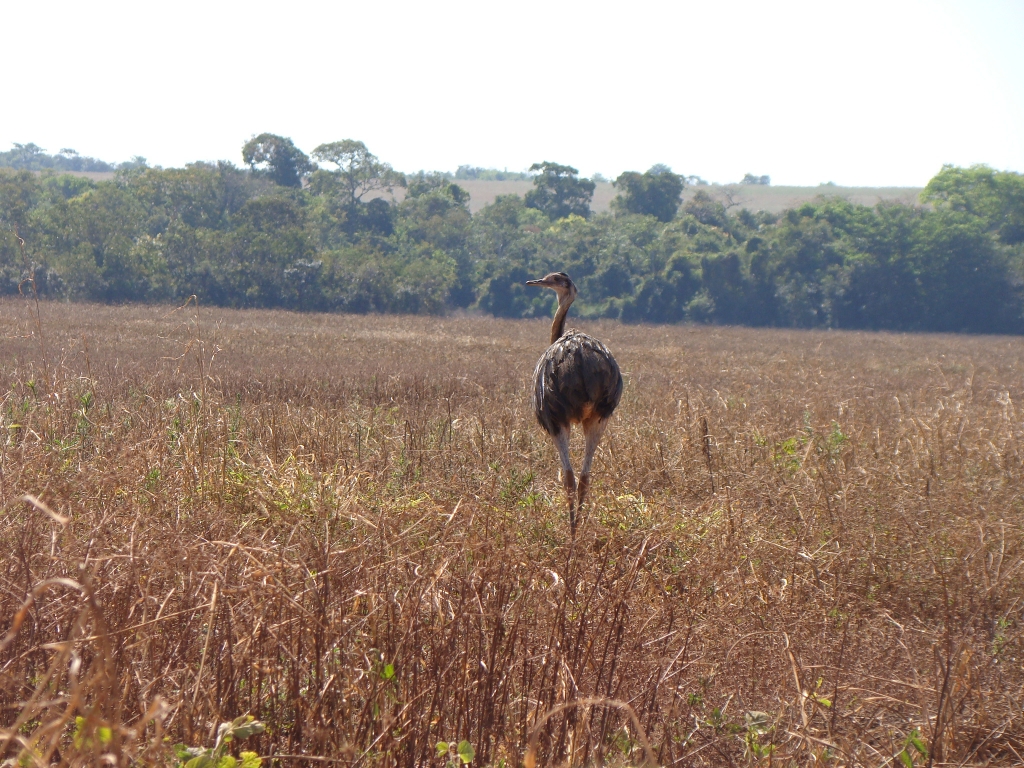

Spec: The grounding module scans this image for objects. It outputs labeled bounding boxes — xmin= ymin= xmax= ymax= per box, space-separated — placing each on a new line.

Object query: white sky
xmin=2 ymin=0 xmax=1022 ymax=186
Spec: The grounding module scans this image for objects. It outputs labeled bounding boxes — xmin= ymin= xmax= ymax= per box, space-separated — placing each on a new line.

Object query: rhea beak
xmin=525 ymin=278 xmax=549 ymax=288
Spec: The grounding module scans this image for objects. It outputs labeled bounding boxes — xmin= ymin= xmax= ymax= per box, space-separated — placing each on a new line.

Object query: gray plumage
xmin=525 ymin=271 xmax=623 ymax=535
xmin=532 ymin=329 xmax=623 ymax=436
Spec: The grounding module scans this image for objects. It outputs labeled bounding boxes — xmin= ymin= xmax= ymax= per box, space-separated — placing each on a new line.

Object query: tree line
xmin=0 ymin=143 xmax=148 ymax=173
xmin=2 ymin=134 xmax=1023 ymax=333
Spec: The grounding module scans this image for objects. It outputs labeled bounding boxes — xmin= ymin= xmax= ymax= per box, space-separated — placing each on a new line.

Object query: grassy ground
xmin=1 ymin=298 xmax=1022 ymax=766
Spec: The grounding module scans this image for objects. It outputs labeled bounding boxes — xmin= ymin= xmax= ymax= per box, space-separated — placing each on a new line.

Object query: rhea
xmin=526 ymin=272 xmax=623 ymax=536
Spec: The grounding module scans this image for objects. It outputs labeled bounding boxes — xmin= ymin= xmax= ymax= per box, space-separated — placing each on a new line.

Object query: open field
xmin=33 ymin=170 xmax=923 ymax=214
xmin=426 ymin=182 xmax=924 ymax=215
xmin=680 ymin=184 xmax=924 ymax=215
xmin=2 ymin=299 xmax=1023 ymax=766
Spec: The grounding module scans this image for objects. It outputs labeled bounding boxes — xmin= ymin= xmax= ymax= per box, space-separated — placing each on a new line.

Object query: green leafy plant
xmin=436 ymin=739 xmax=475 ymax=768
xmin=741 ymin=710 xmax=776 ymax=761
xmin=897 ymin=729 xmax=927 ymax=767
xmin=773 ymin=436 xmax=803 ymax=472
xmin=72 ymin=716 xmax=112 ymax=751
xmin=992 ymin=615 xmax=1012 ymax=656
xmin=806 ymin=675 xmax=833 ymax=709
xmin=173 ymin=715 xmax=264 ymax=768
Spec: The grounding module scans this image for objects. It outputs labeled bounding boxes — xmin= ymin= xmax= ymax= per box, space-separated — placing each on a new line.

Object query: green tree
xmin=310 ymin=140 xmax=405 ymax=208
xmin=682 ymin=190 xmax=728 ymax=228
xmin=406 ymin=172 xmax=469 ymax=206
xmin=476 ymin=264 xmax=547 ymax=318
xmin=396 ymin=179 xmax=473 ymax=307
xmin=241 ymin=134 xmax=315 ymax=188
xmin=129 ymin=165 xmax=228 ymax=230
xmin=524 ymin=162 xmax=595 ymax=220
xmin=0 ymin=170 xmax=43 ymax=294
xmin=701 ymin=251 xmax=749 ymax=324
xmin=912 ymin=208 xmax=1021 ymax=333
xmin=620 ymin=253 xmax=700 ymax=323
xmin=470 ymin=194 xmax=546 ymax=262
xmin=922 ymin=164 xmax=1024 ymax=245
xmin=0 ymin=169 xmax=39 ymax=235
xmin=0 ymin=143 xmax=47 ymax=170
xmin=218 ymin=196 xmax=316 ymax=308
xmin=612 ymin=164 xmax=684 ymax=222
xmin=317 ymin=246 xmax=396 ymax=313
xmin=40 ymin=173 xmax=95 ymax=203
xmin=36 ymin=177 xmax=148 ymax=300
xmin=763 ymin=202 xmax=852 ymax=328
xmin=837 ymin=202 xmax=927 ymax=330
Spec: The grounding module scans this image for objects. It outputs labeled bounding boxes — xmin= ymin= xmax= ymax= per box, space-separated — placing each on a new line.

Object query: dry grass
xmin=679 ymin=185 xmax=924 ymax=215
xmin=1 ymin=298 xmax=1023 ymax=767
xmin=369 ymin=180 xmax=922 ymax=214
xmin=32 ymin=171 xmax=923 ymax=213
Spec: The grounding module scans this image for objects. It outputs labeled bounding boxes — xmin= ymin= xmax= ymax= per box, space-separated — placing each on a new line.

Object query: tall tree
xmin=241 ymin=134 xmax=315 ymax=188
xmin=921 ymin=164 xmax=1024 ymax=245
xmin=405 ymin=171 xmax=469 ymax=206
xmin=310 ymin=140 xmax=405 ymax=208
xmin=524 ymin=162 xmax=595 ymax=220
xmin=612 ymin=164 xmax=684 ymax=222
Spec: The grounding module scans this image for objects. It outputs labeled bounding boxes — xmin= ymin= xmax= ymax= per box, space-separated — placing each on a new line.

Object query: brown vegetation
xmin=36 ymin=169 xmax=921 ymax=214
xmin=370 ymin=180 xmax=923 ymax=215
xmin=2 ymin=298 xmax=1023 ymax=766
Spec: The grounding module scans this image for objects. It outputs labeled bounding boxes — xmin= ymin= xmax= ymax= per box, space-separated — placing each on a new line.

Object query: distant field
xmin=36 ymin=168 xmax=923 ymax=214
xmin=680 ymin=183 xmax=924 ymax=214
xmin=445 ymin=179 xmax=617 ymax=213
xmin=2 ymin=299 xmax=1022 ymax=765
xmin=31 ymin=169 xmax=116 ymax=182
xmin=383 ymin=180 xmax=924 ymax=214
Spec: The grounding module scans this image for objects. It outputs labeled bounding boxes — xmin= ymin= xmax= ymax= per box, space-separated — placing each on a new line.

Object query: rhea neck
xmin=551 ymin=290 xmax=575 ymax=344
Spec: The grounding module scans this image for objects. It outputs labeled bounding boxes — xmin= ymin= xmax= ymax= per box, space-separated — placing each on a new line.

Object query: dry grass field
xmin=372 ymin=181 xmax=923 ymax=214
xmin=2 ymin=298 xmax=1023 ymax=766
xmin=40 ymin=170 xmax=922 ymax=215
xmin=433 ymin=182 xmax=923 ymax=215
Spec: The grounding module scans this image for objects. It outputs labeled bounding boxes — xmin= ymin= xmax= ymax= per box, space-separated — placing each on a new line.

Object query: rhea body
xmin=526 ymin=272 xmax=623 ymax=535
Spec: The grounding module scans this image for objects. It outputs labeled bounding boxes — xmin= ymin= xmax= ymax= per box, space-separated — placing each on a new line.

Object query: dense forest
xmin=2 ymin=135 xmax=1023 ymax=333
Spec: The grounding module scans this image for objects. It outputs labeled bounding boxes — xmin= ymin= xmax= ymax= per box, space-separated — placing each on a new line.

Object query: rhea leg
xmin=551 ymin=425 xmax=577 ymax=534
xmin=577 ymin=416 xmax=609 ymax=512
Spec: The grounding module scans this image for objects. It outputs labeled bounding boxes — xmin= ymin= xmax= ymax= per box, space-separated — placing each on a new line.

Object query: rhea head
xmin=525 ymin=272 xmax=578 ymax=306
